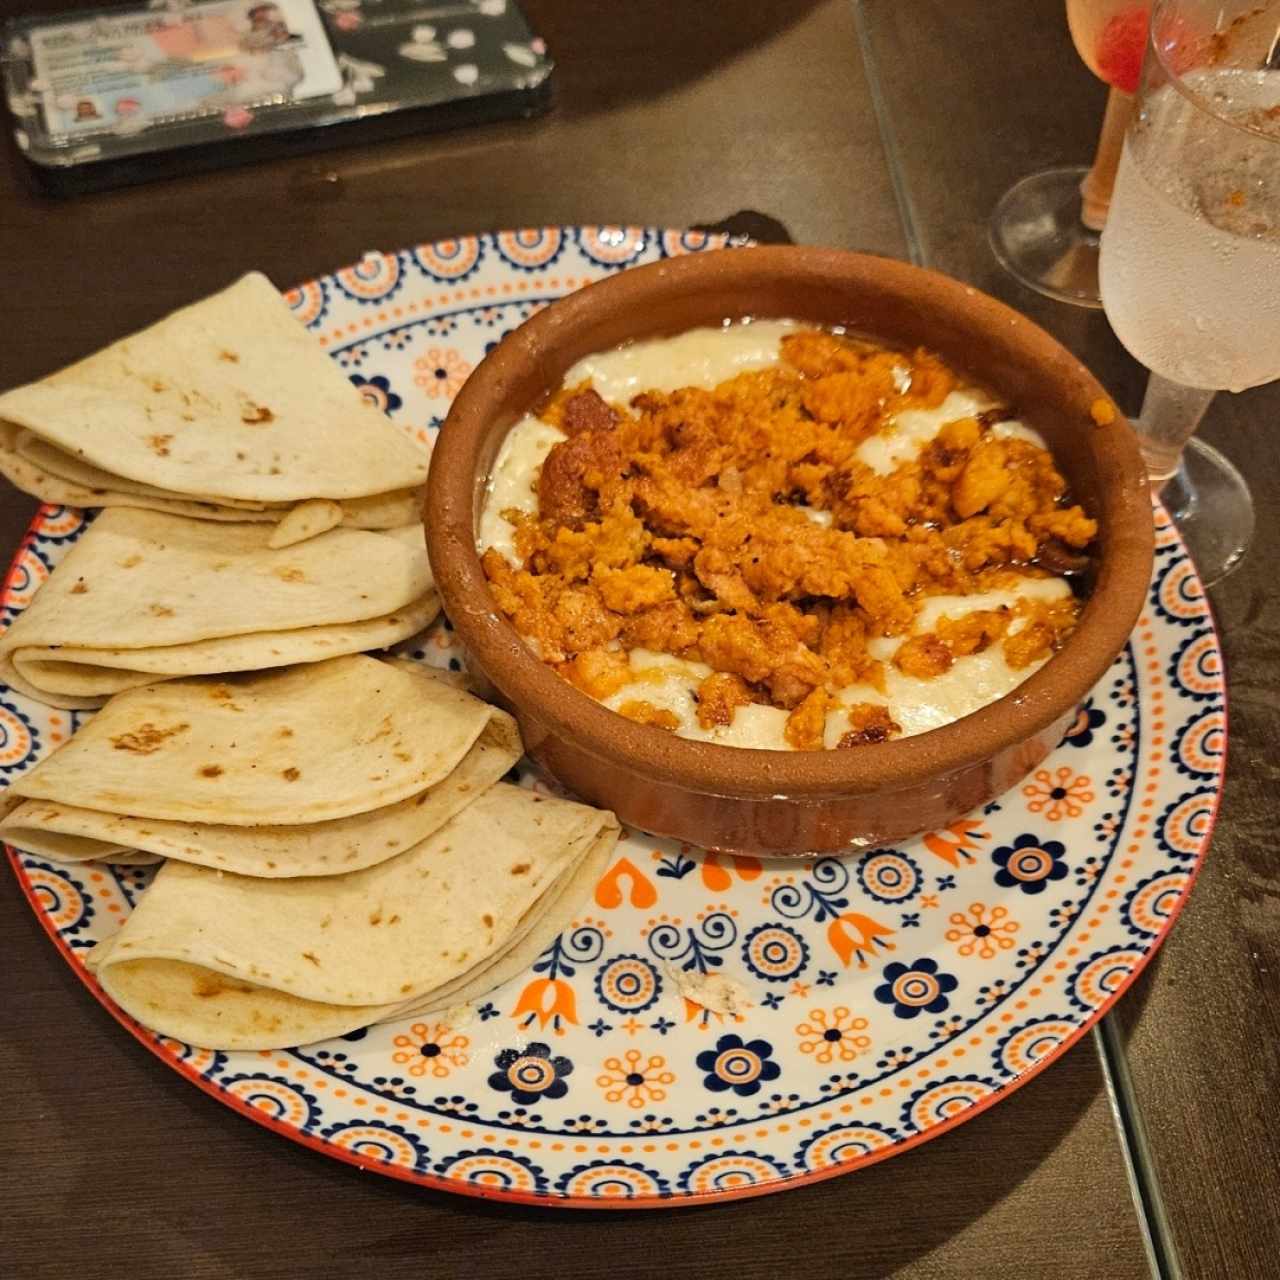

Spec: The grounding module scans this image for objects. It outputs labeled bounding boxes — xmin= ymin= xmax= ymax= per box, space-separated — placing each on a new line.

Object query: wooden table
xmin=0 ymin=2 xmax=1275 ymax=1276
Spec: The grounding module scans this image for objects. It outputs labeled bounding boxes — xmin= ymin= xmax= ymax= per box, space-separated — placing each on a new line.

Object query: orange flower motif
xmin=827 ymin=910 xmax=895 ymax=969
xmin=945 ymin=902 xmax=1019 ymax=960
xmin=414 ymin=346 xmax=472 ymax=398
xmin=700 ymin=849 xmax=763 ymax=891
xmin=682 ymin=996 xmax=745 ymax=1029
xmin=921 ymin=818 xmax=988 ymax=868
xmin=596 ymin=1048 xmax=676 ymax=1108
xmin=511 ymin=976 xmax=579 ymax=1035
xmin=1023 ymin=766 xmax=1094 ymax=820
xmin=595 ymin=855 xmax=658 ymax=909
xmin=795 ymin=1006 xmax=871 ymax=1065
xmin=391 ymin=1021 xmax=469 ymax=1078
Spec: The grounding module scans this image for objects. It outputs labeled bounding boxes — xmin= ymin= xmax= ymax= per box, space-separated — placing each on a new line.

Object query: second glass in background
xmin=990 ymin=1 xmax=1151 ymax=306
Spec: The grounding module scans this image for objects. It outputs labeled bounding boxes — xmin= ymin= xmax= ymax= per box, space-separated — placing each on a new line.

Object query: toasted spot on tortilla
xmin=320 ymin=915 xmax=332 ymax=928
xmin=193 ymin=973 xmax=253 ymax=998
xmin=482 ymin=913 xmax=494 ymax=928
xmin=198 ymin=764 xmax=224 ymax=778
xmin=148 ymin=603 xmax=175 ymax=617
xmin=219 ymin=349 xmax=240 ymax=363
xmin=147 ymin=434 xmax=173 ymax=457
xmin=362 ymin=716 xmax=395 ymax=743
xmin=70 ymin=579 xmax=89 ymax=594
xmin=241 ymin=403 xmax=274 ymax=424
xmin=510 ymin=862 xmax=531 ymax=876
xmin=274 ymin=566 xmax=305 ymax=583
xmin=282 ymin=767 xmax=301 ymax=781
xmin=150 ymin=380 xmax=166 ymax=393
xmin=400 ymin=983 xmax=413 ymax=993
xmin=110 ymin=721 xmax=190 ymax=754
xmin=277 ymin=727 xmax=294 ymax=738
xmin=388 ymin=914 xmax=400 ymax=925
xmin=369 ymin=908 xmax=383 ymax=926
xmin=119 ymin=554 xmax=143 ymax=569
xmin=301 ymin=951 xmax=320 ymax=966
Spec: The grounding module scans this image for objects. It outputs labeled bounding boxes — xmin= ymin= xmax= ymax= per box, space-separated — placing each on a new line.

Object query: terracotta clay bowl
xmin=425 ymin=247 xmax=1154 ymax=857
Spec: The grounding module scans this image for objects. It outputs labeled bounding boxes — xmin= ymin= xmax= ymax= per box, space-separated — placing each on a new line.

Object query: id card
xmin=29 ymin=0 xmax=342 ymax=137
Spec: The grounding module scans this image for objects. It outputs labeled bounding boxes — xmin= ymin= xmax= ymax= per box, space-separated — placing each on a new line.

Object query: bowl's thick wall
xmin=426 ymin=248 xmax=1154 ymax=856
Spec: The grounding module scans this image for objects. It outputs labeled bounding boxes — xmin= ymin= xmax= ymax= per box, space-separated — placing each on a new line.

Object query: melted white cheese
xmin=855 ymin=389 xmax=990 ymax=475
xmin=990 ymin=419 xmax=1048 ymax=448
xmin=477 ymin=415 xmax=566 ymax=561
xmin=843 ymin=578 xmax=1073 ymax=741
xmin=562 ymin=320 xmax=799 ymax=402
xmin=854 ymin=396 xmax=1048 ymax=475
xmin=602 ymin=578 xmax=1073 ymax=751
xmin=601 ymin=650 xmax=792 ymax=750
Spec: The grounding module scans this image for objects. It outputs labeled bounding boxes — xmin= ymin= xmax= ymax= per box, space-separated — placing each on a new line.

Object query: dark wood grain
xmin=0 ymin=1 xmax=1193 ymax=1275
xmin=858 ymin=2 xmax=1280 ymax=1277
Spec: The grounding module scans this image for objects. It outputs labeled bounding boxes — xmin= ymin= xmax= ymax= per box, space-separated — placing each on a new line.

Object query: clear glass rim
xmin=1150 ymin=0 xmax=1280 ymax=144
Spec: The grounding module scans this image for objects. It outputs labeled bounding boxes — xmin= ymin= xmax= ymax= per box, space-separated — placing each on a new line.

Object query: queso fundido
xmin=478 ymin=322 xmax=1098 ymax=752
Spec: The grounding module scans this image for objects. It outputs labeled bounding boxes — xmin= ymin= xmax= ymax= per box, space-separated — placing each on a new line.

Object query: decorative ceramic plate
xmin=2 ymin=228 xmax=1226 ymax=1207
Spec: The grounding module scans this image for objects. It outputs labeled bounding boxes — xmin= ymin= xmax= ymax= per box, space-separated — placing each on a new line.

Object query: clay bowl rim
xmin=425 ymin=245 xmax=1153 ymax=802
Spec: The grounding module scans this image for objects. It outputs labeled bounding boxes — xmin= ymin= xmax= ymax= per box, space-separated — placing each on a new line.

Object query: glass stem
xmin=1079 ymin=89 xmax=1134 ymax=232
xmin=1137 ymin=370 xmax=1217 ymax=486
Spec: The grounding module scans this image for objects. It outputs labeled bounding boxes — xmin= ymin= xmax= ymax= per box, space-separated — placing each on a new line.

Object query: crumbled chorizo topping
xmin=784 ymin=686 xmax=832 ymax=750
xmin=617 ymin=700 xmax=681 ymax=731
xmin=696 ymin=671 xmax=754 ymax=730
xmin=838 ymin=703 xmax=902 ymax=748
xmin=483 ymin=330 xmax=1096 ymax=740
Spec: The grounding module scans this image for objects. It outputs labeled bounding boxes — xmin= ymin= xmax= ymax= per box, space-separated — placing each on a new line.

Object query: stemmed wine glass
xmin=990 ymin=2 xmax=1151 ymax=306
xmin=1099 ymin=0 xmax=1279 ymax=583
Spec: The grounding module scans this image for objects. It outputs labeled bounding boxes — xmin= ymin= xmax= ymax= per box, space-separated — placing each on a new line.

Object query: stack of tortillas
xmin=0 ymin=509 xmax=439 ymax=709
xmin=0 ymin=270 xmax=620 ymax=1052
xmin=0 ymin=656 xmax=619 ymax=1048
xmin=0 ymin=272 xmax=427 ymax=528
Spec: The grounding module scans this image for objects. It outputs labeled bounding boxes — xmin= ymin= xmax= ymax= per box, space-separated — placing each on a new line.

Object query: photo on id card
xmin=29 ymin=0 xmax=342 ymax=137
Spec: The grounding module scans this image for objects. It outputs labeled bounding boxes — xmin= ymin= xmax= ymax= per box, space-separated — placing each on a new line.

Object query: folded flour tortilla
xmin=5 ymin=655 xmax=517 ymax=827
xmin=0 ymin=273 xmax=427 ymax=525
xmin=0 ymin=510 xmax=439 ymax=709
xmin=84 ymin=784 xmax=620 ymax=1049
xmin=0 ymin=728 xmax=516 ymax=876
xmin=378 ymin=828 xmax=612 ymax=1023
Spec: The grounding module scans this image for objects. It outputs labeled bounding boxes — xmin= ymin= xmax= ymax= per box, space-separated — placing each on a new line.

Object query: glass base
xmin=1160 ymin=437 xmax=1254 ymax=587
xmin=989 ymin=167 xmax=1103 ymax=308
